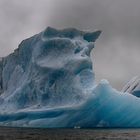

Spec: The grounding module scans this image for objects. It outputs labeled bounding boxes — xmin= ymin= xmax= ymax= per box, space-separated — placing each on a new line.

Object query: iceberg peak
xmin=43 ymin=27 xmax=101 ymax=42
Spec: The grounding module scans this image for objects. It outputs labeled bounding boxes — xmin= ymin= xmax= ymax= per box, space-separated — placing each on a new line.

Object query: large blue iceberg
xmin=0 ymin=27 xmax=140 ymax=128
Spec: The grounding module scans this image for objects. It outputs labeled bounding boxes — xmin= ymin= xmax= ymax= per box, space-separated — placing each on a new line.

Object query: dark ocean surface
xmin=0 ymin=127 xmax=139 ymax=140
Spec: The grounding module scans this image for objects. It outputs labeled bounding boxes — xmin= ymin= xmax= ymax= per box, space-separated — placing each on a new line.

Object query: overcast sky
xmin=0 ymin=0 xmax=140 ymax=90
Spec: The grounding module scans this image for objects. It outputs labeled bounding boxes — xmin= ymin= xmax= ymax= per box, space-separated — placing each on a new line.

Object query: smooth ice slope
xmin=0 ymin=27 xmax=140 ymax=128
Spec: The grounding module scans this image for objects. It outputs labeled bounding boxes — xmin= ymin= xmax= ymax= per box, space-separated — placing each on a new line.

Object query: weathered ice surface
xmin=0 ymin=27 xmax=140 ymax=128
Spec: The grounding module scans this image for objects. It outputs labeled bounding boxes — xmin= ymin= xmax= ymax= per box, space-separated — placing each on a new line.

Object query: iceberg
xmin=0 ymin=27 xmax=140 ymax=128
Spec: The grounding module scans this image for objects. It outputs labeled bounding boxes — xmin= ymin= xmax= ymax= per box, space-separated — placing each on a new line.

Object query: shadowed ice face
xmin=35 ymin=27 xmax=101 ymax=73
xmin=32 ymin=27 xmax=101 ymax=105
